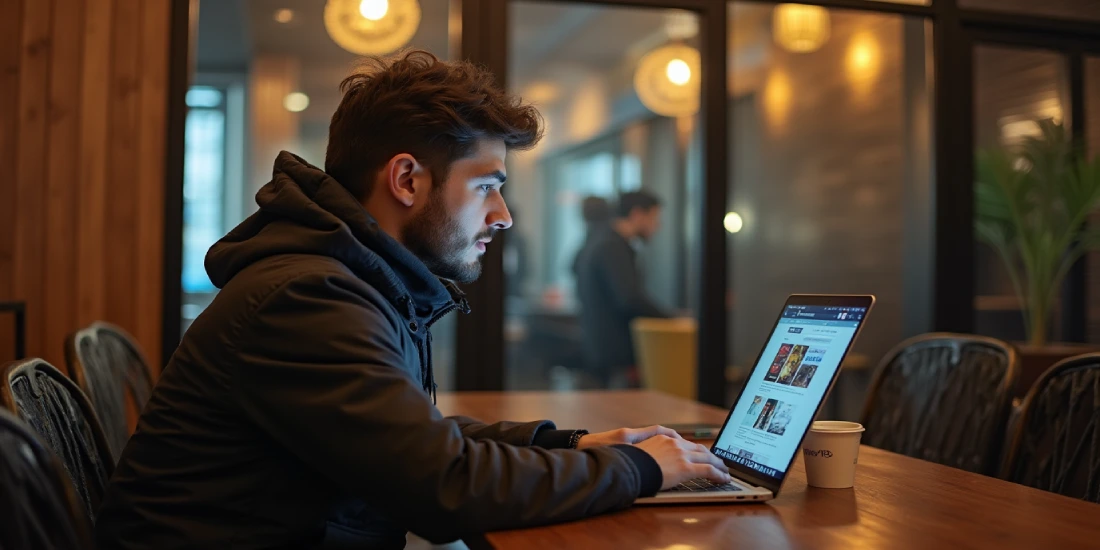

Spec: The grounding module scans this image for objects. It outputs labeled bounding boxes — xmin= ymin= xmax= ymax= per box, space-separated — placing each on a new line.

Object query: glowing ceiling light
xmin=324 ymin=0 xmax=421 ymax=55
xmin=634 ymin=44 xmax=700 ymax=117
xmin=773 ymin=4 xmax=830 ymax=53
xmin=359 ymin=0 xmax=388 ymax=21
xmin=665 ymin=58 xmax=691 ymax=86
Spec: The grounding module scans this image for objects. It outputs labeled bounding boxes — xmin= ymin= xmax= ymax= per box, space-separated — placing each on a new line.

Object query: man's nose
xmin=488 ymin=193 xmax=512 ymax=230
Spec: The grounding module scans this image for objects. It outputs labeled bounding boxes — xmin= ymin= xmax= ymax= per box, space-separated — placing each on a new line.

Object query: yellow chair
xmin=630 ymin=317 xmax=697 ymax=400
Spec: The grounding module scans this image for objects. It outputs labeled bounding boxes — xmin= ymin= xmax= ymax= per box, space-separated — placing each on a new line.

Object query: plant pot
xmin=1013 ymin=342 xmax=1100 ymax=399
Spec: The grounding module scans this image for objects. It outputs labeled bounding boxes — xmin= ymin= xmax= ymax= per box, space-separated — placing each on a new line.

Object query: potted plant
xmin=975 ymin=118 xmax=1100 ymax=395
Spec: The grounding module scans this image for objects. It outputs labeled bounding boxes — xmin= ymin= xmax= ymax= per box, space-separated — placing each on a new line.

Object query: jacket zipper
xmin=423 ymin=302 xmax=461 ymax=404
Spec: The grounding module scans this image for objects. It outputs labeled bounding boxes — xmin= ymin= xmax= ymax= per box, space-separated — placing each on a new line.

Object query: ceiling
xmin=195 ymin=0 xmax=251 ymax=72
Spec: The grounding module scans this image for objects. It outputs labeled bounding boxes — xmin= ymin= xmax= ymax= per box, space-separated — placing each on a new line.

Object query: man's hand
xmin=575 ymin=425 xmax=682 ymax=449
xmin=635 ymin=435 xmax=732 ymax=489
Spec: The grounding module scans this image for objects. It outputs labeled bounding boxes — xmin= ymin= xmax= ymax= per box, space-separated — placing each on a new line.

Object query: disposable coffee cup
xmin=801 ymin=421 xmax=865 ymax=489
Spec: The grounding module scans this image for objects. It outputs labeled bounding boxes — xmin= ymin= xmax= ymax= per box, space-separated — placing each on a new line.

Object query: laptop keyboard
xmin=667 ymin=478 xmax=743 ymax=492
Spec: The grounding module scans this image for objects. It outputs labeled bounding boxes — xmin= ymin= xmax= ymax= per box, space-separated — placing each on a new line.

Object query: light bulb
xmin=724 ymin=212 xmax=743 ymax=234
xmin=359 ymin=0 xmax=389 ymax=21
xmin=283 ymin=92 xmax=310 ymax=113
xmin=666 ymin=58 xmax=691 ymax=86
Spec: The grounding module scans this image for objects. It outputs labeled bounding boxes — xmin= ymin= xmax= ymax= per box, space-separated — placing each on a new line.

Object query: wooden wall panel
xmin=0 ymin=0 xmax=171 ymax=370
xmin=13 ymin=0 xmax=52 ymax=362
xmin=78 ymin=0 xmax=112 ymax=335
xmin=136 ymin=0 xmax=170 ymax=373
xmin=0 ymin=0 xmax=25 ymax=361
xmin=107 ymin=0 xmax=141 ymax=338
xmin=44 ymin=0 xmax=84 ymax=370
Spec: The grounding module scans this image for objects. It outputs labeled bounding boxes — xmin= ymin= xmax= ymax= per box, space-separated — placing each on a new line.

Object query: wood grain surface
xmin=437 ymin=390 xmax=1100 ymax=550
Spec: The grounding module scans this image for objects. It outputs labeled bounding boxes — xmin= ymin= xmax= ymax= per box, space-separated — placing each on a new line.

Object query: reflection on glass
xmin=184 ymin=0 xmax=459 ymax=387
xmin=973 ymin=45 xmax=1068 ymax=342
xmin=727 ymin=3 xmax=933 ymax=415
xmin=1085 ymin=58 xmax=1100 ymax=343
xmin=506 ymin=3 xmax=701 ymax=391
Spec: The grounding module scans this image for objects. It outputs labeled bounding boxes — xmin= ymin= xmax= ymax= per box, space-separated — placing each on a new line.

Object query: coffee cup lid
xmin=810 ymin=421 xmax=865 ymax=434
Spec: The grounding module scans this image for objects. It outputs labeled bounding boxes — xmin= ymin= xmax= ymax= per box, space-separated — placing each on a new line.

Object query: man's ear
xmin=383 ymin=153 xmax=428 ymax=207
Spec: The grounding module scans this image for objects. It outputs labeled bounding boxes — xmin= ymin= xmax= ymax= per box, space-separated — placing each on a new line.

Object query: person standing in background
xmin=571 ymin=195 xmax=613 ymax=276
xmin=573 ymin=190 xmax=669 ymax=388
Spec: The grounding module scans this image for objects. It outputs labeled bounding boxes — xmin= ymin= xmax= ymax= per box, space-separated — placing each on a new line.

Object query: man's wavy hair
xmin=325 ymin=49 xmax=544 ymax=199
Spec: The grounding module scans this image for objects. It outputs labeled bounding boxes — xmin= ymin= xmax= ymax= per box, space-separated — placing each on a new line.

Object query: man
xmin=574 ymin=191 xmax=670 ymax=388
xmin=95 ymin=51 xmax=729 ymax=549
xmin=569 ymin=196 xmax=612 ymax=298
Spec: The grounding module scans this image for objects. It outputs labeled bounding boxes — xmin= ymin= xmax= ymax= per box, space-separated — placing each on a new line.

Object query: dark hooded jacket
xmin=94 ymin=152 xmax=661 ymax=549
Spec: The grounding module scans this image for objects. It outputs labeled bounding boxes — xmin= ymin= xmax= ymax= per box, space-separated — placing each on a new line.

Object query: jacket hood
xmin=205 ymin=151 xmax=467 ymax=322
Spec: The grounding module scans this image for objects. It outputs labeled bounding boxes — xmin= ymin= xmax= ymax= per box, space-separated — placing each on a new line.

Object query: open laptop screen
xmin=712 ymin=295 xmax=872 ymax=489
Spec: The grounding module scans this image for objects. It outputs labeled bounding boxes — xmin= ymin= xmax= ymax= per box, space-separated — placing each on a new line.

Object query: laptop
xmin=636 ymin=294 xmax=875 ymax=504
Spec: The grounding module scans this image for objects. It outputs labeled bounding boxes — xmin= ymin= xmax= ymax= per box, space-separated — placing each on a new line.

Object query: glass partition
xmin=727 ymin=2 xmax=934 ymax=415
xmin=504 ymin=2 xmax=703 ymax=391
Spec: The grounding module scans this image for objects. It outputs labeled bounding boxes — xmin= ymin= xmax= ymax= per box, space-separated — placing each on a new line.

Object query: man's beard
xmin=402 ymin=193 xmax=493 ymax=284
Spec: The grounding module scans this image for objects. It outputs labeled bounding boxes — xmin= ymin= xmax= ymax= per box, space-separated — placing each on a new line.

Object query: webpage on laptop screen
xmin=714 ymin=304 xmax=866 ymax=480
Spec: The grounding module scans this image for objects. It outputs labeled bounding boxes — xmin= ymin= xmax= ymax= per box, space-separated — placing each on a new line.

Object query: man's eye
xmin=480 ymin=184 xmax=495 ymax=193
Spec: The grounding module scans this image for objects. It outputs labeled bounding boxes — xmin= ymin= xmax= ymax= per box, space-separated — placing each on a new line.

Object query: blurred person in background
xmin=571 ymin=195 xmax=613 ymax=276
xmin=574 ymin=190 xmax=669 ymax=389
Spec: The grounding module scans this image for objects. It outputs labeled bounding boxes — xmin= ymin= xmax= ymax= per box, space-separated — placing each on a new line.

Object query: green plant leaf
xmin=973 ymin=118 xmax=1100 ymax=343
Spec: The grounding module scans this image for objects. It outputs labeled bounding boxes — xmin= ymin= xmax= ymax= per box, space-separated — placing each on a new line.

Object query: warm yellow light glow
xmin=773 ymin=4 xmax=830 ymax=53
xmin=274 ymin=9 xmax=295 ymax=23
xmin=845 ymin=32 xmax=881 ymax=101
xmin=324 ymin=0 xmax=421 ymax=55
xmin=634 ymin=44 xmax=701 ymax=117
xmin=666 ymin=58 xmax=691 ymax=86
xmin=283 ymin=92 xmax=310 ymax=113
xmin=724 ymin=212 xmax=744 ymax=234
xmin=1035 ymin=98 xmax=1064 ymax=124
xmin=523 ymin=81 xmax=561 ymax=105
xmin=567 ymin=77 xmax=608 ymax=143
xmin=763 ymin=69 xmax=792 ymax=132
xmin=359 ymin=0 xmax=389 ymax=20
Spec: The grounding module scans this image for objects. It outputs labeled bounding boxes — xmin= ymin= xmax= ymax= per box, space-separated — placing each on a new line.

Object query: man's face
xmin=402 ymin=139 xmax=512 ymax=283
xmin=634 ymin=206 xmax=663 ymax=242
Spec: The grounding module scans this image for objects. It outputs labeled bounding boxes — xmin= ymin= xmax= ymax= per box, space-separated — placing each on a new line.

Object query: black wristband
xmin=568 ymin=429 xmax=590 ymax=449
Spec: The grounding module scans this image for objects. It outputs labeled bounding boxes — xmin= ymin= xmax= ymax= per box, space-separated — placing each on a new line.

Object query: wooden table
xmin=436 ymin=390 xmax=1100 ymax=550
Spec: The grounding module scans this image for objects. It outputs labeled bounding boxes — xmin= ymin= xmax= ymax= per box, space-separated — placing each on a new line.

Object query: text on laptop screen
xmin=714 ymin=304 xmax=867 ymax=480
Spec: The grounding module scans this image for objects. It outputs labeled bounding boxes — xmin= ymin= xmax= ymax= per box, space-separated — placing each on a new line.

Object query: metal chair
xmin=860 ymin=333 xmax=1019 ymax=475
xmin=1001 ymin=352 xmax=1100 ymax=502
xmin=0 ymin=407 xmax=93 ymax=549
xmin=0 ymin=358 xmax=114 ymax=522
xmin=65 ymin=321 xmax=154 ymax=459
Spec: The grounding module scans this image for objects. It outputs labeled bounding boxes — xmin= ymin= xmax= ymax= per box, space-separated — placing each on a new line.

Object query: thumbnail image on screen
xmin=740 ymin=396 xmax=764 ymax=426
xmin=791 ymin=363 xmax=819 ymax=388
xmin=765 ymin=403 xmax=794 ymax=436
xmin=752 ymin=399 xmax=778 ymax=430
xmin=774 ymin=345 xmax=806 ymax=385
xmin=763 ymin=344 xmax=793 ymax=383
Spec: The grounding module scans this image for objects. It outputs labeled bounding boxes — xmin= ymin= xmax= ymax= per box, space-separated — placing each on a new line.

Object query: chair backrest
xmin=631 ymin=317 xmax=697 ymax=400
xmin=1001 ymin=353 xmax=1100 ymax=502
xmin=0 ymin=407 xmax=93 ymax=549
xmin=860 ymin=333 xmax=1019 ymax=475
xmin=0 ymin=358 xmax=114 ymax=523
xmin=65 ymin=321 xmax=154 ymax=459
